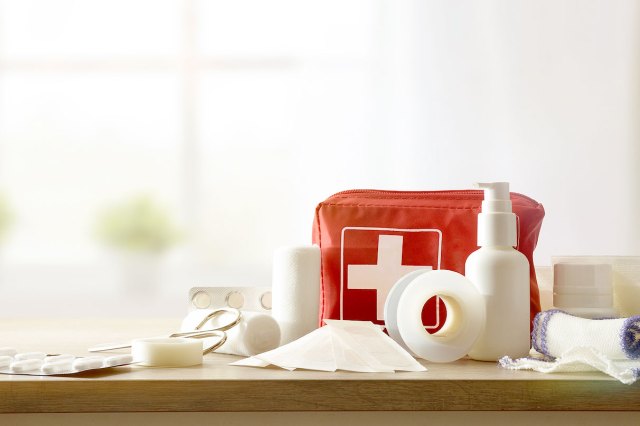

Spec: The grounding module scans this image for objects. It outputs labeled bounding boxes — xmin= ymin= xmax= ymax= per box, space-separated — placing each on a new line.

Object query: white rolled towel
xmin=181 ymin=309 xmax=281 ymax=357
xmin=532 ymin=310 xmax=640 ymax=360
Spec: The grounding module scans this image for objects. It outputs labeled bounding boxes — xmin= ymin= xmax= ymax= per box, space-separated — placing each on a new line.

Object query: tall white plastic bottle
xmin=466 ymin=182 xmax=531 ymax=361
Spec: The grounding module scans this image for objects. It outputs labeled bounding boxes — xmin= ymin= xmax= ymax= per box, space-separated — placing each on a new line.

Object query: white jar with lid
xmin=553 ymin=263 xmax=618 ymax=318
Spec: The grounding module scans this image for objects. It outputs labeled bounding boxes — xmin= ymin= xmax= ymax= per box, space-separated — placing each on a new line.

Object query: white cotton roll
xmin=272 ymin=245 xmax=321 ymax=345
xmin=220 ymin=311 xmax=280 ymax=356
xmin=181 ymin=309 xmax=280 ymax=357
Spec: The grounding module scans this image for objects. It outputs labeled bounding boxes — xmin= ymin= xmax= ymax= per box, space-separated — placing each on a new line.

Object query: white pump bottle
xmin=466 ymin=182 xmax=531 ymax=361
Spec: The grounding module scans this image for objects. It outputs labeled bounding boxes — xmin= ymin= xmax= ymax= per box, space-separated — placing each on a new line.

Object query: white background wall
xmin=378 ymin=0 xmax=640 ymax=263
xmin=0 ymin=0 xmax=639 ymax=317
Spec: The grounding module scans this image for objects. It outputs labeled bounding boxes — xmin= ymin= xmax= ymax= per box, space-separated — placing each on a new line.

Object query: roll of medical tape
xmin=384 ymin=269 xmax=431 ymax=355
xmin=131 ymin=337 xmax=203 ymax=367
xmin=393 ymin=270 xmax=485 ymax=363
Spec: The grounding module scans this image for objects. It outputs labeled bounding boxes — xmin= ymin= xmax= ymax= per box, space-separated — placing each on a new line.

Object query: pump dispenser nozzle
xmin=475 ymin=182 xmax=509 ymax=201
xmin=475 ymin=182 xmax=517 ymax=247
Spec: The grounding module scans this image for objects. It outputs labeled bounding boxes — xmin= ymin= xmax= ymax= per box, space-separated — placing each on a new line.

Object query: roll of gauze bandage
xmin=132 ymin=337 xmax=202 ymax=367
xmin=181 ymin=310 xmax=280 ymax=357
xmin=272 ymin=245 xmax=321 ymax=345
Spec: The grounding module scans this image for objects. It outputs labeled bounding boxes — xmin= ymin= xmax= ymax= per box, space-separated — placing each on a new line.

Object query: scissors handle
xmin=193 ymin=307 xmax=242 ymax=331
xmin=88 ymin=308 xmax=241 ymax=354
xmin=169 ymin=330 xmax=228 ymax=354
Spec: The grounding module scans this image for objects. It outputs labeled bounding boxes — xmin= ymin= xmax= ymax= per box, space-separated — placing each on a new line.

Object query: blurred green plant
xmin=97 ymin=195 xmax=181 ymax=254
xmin=0 ymin=193 xmax=12 ymax=243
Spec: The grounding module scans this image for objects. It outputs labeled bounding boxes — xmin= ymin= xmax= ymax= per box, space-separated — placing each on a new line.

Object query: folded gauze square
xmin=231 ymin=320 xmax=426 ymax=373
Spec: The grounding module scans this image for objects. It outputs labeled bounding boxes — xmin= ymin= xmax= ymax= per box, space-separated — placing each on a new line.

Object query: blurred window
xmin=0 ymin=0 xmax=379 ymax=317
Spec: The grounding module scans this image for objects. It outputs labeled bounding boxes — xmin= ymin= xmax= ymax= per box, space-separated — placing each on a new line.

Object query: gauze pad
xmin=231 ymin=320 xmax=426 ymax=373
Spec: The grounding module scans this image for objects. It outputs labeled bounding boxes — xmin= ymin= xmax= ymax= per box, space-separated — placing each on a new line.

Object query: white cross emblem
xmin=348 ymin=235 xmax=432 ymax=321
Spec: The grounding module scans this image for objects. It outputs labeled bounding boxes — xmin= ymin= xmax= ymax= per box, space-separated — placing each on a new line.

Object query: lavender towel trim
xmin=621 ymin=316 xmax=640 ymax=360
xmin=498 ymin=356 xmax=513 ymax=368
xmin=531 ymin=309 xmax=563 ymax=358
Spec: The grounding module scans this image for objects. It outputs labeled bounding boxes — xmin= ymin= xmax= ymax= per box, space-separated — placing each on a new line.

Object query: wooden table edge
xmin=2 ymin=378 xmax=639 ymax=413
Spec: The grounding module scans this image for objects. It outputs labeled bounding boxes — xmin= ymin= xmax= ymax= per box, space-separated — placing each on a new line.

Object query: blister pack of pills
xmin=188 ymin=286 xmax=272 ymax=312
xmin=0 ymin=347 xmax=133 ymax=376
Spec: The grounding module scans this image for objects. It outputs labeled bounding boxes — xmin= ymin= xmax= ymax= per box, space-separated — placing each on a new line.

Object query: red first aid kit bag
xmin=312 ymin=189 xmax=545 ymax=331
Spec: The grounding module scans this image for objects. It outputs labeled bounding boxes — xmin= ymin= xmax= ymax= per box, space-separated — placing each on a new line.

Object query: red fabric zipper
xmin=325 ymin=189 xmax=541 ymax=206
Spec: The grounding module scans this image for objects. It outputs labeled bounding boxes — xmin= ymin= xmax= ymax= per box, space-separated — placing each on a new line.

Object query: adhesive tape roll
xmin=132 ymin=337 xmax=203 ymax=367
xmin=384 ymin=269 xmax=431 ymax=354
xmin=395 ymin=270 xmax=485 ymax=363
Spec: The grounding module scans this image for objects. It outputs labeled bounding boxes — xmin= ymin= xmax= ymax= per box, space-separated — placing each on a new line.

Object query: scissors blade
xmin=88 ymin=341 xmax=133 ymax=352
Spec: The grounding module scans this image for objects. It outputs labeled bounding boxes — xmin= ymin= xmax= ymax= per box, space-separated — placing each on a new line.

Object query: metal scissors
xmin=88 ymin=308 xmax=242 ymax=355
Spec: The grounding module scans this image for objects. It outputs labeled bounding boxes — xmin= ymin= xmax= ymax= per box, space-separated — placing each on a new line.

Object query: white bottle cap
xmin=475 ymin=182 xmax=517 ymax=247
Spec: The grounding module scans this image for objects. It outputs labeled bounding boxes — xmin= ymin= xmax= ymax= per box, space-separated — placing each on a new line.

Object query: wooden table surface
xmin=0 ymin=319 xmax=638 ymax=413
